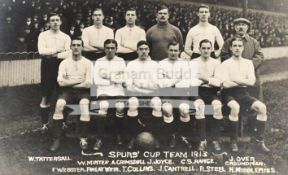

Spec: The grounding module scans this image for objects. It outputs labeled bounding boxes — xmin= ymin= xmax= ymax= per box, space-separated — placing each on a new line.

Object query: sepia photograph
xmin=0 ymin=0 xmax=287 ymax=174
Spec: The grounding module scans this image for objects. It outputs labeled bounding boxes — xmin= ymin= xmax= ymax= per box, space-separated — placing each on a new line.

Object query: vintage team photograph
xmin=0 ymin=0 xmax=287 ymax=174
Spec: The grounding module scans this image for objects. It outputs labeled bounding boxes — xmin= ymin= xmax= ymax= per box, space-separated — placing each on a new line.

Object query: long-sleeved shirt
xmin=189 ymin=57 xmax=221 ymax=87
xmin=125 ymin=57 xmax=160 ymax=90
xmin=94 ymin=56 xmax=126 ymax=96
xmin=158 ymin=58 xmax=190 ymax=88
xmin=82 ymin=25 xmax=114 ymax=53
xmin=217 ymin=57 xmax=256 ymax=88
xmin=221 ymin=34 xmax=264 ymax=70
xmin=115 ymin=25 xmax=146 ymax=53
xmin=38 ymin=30 xmax=71 ymax=59
xmin=57 ymin=56 xmax=92 ymax=87
xmin=146 ymin=23 xmax=183 ymax=61
xmin=185 ymin=23 xmax=224 ymax=54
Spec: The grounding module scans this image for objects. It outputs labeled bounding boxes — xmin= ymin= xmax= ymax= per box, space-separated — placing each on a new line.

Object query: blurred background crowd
xmin=0 ymin=0 xmax=287 ymax=52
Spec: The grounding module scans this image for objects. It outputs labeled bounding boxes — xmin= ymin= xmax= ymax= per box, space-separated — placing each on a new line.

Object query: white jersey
xmin=125 ymin=57 xmax=159 ymax=90
xmin=185 ymin=23 xmax=224 ymax=54
xmin=217 ymin=57 xmax=256 ymax=88
xmin=189 ymin=57 xmax=221 ymax=87
xmin=115 ymin=25 xmax=146 ymax=53
xmin=82 ymin=25 xmax=114 ymax=53
xmin=94 ymin=56 xmax=126 ymax=96
xmin=38 ymin=30 xmax=71 ymax=59
xmin=57 ymin=56 xmax=92 ymax=85
xmin=158 ymin=58 xmax=190 ymax=88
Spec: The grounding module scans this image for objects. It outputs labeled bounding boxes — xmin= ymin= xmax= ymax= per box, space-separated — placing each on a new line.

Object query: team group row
xmin=37 ymin=5 xmax=267 ymax=154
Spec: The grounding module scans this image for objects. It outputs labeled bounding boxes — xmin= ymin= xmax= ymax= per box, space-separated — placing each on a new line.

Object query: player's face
xmin=230 ymin=40 xmax=244 ymax=57
xmin=197 ymin=7 xmax=210 ymax=22
xmin=104 ymin=43 xmax=117 ymax=60
xmin=235 ymin=22 xmax=248 ymax=36
xmin=137 ymin=44 xmax=150 ymax=60
xmin=71 ymin=40 xmax=83 ymax=56
xmin=125 ymin=10 xmax=136 ymax=25
xmin=167 ymin=44 xmax=179 ymax=60
xmin=157 ymin=9 xmax=169 ymax=23
xmin=49 ymin=15 xmax=61 ymax=31
xmin=199 ymin=42 xmax=212 ymax=58
xmin=92 ymin=10 xmax=104 ymax=25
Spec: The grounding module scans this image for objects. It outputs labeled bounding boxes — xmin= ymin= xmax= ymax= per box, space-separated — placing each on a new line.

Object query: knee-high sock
xmin=255 ymin=120 xmax=266 ymax=141
xmin=196 ymin=119 xmax=206 ymax=141
xmin=96 ymin=117 xmax=106 ymax=140
xmin=79 ymin=121 xmax=89 ymax=138
xmin=52 ymin=119 xmax=63 ymax=139
xmin=41 ymin=107 xmax=50 ymax=124
xmin=230 ymin=121 xmax=238 ymax=142
xmin=114 ymin=117 xmax=125 ymax=136
xmin=212 ymin=118 xmax=222 ymax=141
xmin=63 ymin=107 xmax=71 ymax=123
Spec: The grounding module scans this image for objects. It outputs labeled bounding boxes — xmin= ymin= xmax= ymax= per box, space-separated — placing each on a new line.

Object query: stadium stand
xmin=0 ymin=0 xmax=287 ymax=52
xmin=185 ymin=0 xmax=288 ymax=13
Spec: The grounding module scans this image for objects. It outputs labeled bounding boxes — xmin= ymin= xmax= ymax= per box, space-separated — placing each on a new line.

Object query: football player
xmin=218 ymin=38 xmax=270 ymax=153
xmin=93 ymin=39 xmax=126 ymax=150
xmin=49 ymin=38 xmax=92 ymax=152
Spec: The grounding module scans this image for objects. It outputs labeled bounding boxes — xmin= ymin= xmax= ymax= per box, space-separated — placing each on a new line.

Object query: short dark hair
xmin=198 ymin=4 xmax=209 ymax=12
xmin=48 ymin=13 xmax=61 ymax=21
xmin=71 ymin=36 xmax=84 ymax=47
xmin=126 ymin=8 xmax=136 ymax=13
xmin=137 ymin=40 xmax=149 ymax=49
xmin=93 ymin=8 xmax=104 ymax=15
xmin=230 ymin=37 xmax=243 ymax=46
xmin=167 ymin=42 xmax=179 ymax=48
xmin=157 ymin=4 xmax=169 ymax=13
xmin=199 ymin=39 xmax=212 ymax=47
xmin=104 ymin=39 xmax=118 ymax=49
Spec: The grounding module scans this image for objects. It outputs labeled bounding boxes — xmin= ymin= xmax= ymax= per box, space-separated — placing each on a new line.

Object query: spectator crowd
xmin=0 ymin=0 xmax=287 ymax=52
xmin=189 ymin=0 xmax=288 ymax=13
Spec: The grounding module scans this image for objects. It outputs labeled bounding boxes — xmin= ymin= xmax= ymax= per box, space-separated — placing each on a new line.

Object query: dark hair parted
xmin=198 ymin=4 xmax=209 ymax=12
xmin=104 ymin=39 xmax=118 ymax=48
xmin=199 ymin=39 xmax=212 ymax=47
xmin=230 ymin=37 xmax=243 ymax=46
xmin=137 ymin=40 xmax=149 ymax=49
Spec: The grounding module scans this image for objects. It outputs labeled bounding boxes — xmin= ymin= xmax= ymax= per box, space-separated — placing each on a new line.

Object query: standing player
xmin=221 ymin=18 xmax=264 ymax=100
xmin=49 ymin=38 xmax=92 ymax=152
xmin=158 ymin=42 xmax=190 ymax=148
xmin=93 ymin=39 xmax=126 ymax=150
xmin=146 ymin=5 xmax=183 ymax=61
xmin=184 ymin=4 xmax=224 ymax=59
xmin=38 ymin=13 xmax=71 ymax=133
xmin=189 ymin=39 xmax=223 ymax=152
xmin=219 ymin=38 xmax=270 ymax=153
xmin=115 ymin=8 xmax=146 ymax=61
xmin=125 ymin=40 xmax=162 ymax=149
xmin=82 ymin=8 xmax=114 ymax=61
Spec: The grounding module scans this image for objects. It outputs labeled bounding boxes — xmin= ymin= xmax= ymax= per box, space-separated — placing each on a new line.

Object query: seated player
xmin=49 ymin=38 xmax=92 ymax=152
xmin=93 ymin=39 xmax=126 ymax=150
xmin=125 ymin=40 xmax=162 ymax=149
xmin=219 ymin=38 xmax=270 ymax=153
xmin=189 ymin=39 xmax=223 ymax=152
xmin=158 ymin=42 xmax=190 ymax=148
